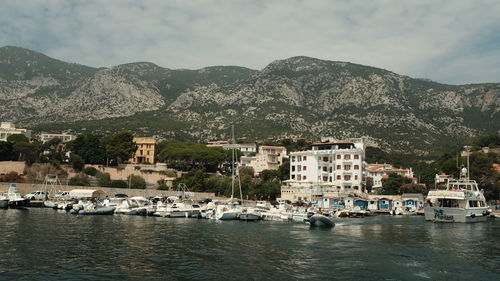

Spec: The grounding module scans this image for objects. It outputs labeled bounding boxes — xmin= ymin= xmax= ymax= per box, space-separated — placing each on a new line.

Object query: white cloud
xmin=1 ymin=0 xmax=500 ymax=84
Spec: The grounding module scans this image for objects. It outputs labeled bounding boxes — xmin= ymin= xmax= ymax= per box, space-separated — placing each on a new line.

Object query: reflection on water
xmin=0 ymin=209 xmax=499 ymax=280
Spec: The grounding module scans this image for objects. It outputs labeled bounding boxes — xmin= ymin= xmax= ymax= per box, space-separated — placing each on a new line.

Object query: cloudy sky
xmin=1 ymin=0 xmax=499 ymax=84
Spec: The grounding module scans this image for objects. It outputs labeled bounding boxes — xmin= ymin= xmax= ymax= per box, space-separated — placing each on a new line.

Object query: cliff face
xmin=1 ymin=47 xmax=498 ymax=152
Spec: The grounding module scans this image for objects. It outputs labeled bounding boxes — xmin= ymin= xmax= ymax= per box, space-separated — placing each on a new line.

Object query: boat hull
xmin=8 ymin=199 xmax=30 ymax=208
xmin=218 ymin=211 xmax=239 ymax=220
xmin=79 ymin=206 xmax=116 ymax=215
xmin=239 ymin=213 xmax=261 ymax=221
xmin=309 ymin=214 xmax=335 ymax=228
xmin=424 ymin=207 xmax=489 ymax=223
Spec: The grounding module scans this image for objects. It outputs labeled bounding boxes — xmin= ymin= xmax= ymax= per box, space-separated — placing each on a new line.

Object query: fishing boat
xmin=424 ymin=147 xmax=490 ymax=223
xmin=308 ymin=213 xmax=335 ymax=228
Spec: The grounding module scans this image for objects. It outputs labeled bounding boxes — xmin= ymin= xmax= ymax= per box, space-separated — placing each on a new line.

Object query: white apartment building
xmin=282 ymin=138 xmax=366 ymax=200
xmin=240 ymin=145 xmax=287 ymax=175
xmin=40 ymin=132 xmax=76 ymax=143
xmin=0 ymin=122 xmax=31 ymax=142
xmin=207 ymin=141 xmax=257 ymax=156
xmin=366 ymin=163 xmax=414 ymax=192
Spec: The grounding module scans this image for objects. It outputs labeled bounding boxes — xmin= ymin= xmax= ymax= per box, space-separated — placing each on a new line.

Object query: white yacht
xmin=424 ymin=151 xmax=490 ymax=223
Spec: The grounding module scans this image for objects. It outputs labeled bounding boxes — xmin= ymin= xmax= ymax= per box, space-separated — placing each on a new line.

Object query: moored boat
xmin=308 ymin=214 xmax=335 ymax=228
xmin=424 ymin=149 xmax=490 ymax=223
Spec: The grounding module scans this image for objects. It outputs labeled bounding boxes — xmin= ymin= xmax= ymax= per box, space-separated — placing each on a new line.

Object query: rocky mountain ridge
xmin=0 ymin=46 xmax=498 ymax=153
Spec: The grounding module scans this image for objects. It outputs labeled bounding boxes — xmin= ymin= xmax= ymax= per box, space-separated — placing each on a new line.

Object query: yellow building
xmin=129 ymin=137 xmax=157 ymax=164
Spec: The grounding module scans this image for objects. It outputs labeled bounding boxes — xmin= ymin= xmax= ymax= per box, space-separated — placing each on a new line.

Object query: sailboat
xmin=214 ymin=125 xmax=243 ymax=220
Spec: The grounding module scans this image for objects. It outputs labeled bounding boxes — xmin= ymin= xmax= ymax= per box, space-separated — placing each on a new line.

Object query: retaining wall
xmin=0 ymin=182 xmax=215 ymax=200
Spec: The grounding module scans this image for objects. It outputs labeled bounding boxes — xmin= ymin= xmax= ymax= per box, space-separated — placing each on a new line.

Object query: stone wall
xmin=0 ymin=182 xmax=215 ymax=200
xmin=85 ymin=164 xmax=175 ymax=187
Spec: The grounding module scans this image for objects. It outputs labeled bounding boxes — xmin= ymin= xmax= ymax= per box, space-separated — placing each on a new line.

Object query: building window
xmin=344 ymin=154 xmax=351 ymax=160
xmin=344 ymin=175 xmax=351 ymax=181
xmin=323 ymin=176 xmax=328 ymax=182
xmin=291 ymin=166 xmax=295 ymax=172
xmin=291 ymin=175 xmax=295 ymax=179
xmin=337 ymin=165 xmax=341 ymax=170
xmin=303 ymin=166 xmax=307 ymax=171
xmin=303 ymin=175 xmax=307 ymax=180
xmin=354 ymin=165 xmax=359 ymax=170
xmin=329 ymin=167 xmax=332 ymax=173
xmin=355 ymin=175 xmax=358 ymax=180
xmin=303 ymin=156 xmax=307 ymax=161
xmin=323 ymin=166 xmax=327 ymax=172
xmin=291 ymin=156 xmax=296 ymax=162
xmin=337 ymin=175 xmax=341 ymax=180
xmin=323 ymin=157 xmax=328 ymax=162
xmin=298 ymin=166 xmax=302 ymax=172
xmin=337 ymin=155 xmax=341 ymax=159
xmin=354 ymin=186 xmax=359 ymax=190
xmin=354 ymin=154 xmax=359 ymax=159
xmin=329 ymin=176 xmax=332 ymax=182
xmin=344 ymin=165 xmax=351 ymax=170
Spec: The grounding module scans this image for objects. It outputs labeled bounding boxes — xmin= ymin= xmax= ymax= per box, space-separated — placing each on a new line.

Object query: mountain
xmin=1 ymin=46 xmax=498 ymax=153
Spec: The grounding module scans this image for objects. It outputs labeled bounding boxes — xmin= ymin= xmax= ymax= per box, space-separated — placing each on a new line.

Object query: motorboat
xmin=3 ymin=184 xmax=29 ymax=208
xmin=424 ymin=151 xmax=490 ymax=223
xmin=115 ymin=196 xmax=154 ymax=215
xmin=308 ymin=213 xmax=335 ymax=228
xmin=239 ymin=207 xmax=262 ymax=221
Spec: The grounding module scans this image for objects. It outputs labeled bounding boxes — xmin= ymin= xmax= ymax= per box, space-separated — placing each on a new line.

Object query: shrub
xmin=127 ymin=174 xmax=146 ymax=189
xmin=110 ymin=180 xmax=128 ymax=188
xmin=68 ymin=174 xmax=90 ymax=186
xmin=96 ymin=172 xmax=112 ymax=187
xmin=84 ymin=167 xmax=98 ymax=176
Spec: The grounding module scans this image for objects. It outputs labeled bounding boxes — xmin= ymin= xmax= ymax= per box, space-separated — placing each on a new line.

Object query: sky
xmin=1 ymin=0 xmax=500 ymax=84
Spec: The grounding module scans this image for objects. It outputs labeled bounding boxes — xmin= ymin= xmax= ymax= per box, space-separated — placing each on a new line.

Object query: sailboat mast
xmin=231 ymin=124 xmax=235 ymax=199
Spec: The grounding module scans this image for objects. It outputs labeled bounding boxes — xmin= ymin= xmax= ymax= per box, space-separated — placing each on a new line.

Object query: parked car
xmin=54 ymin=191 xmax=70 ymax=200
xmin=24 ymin=191 xmax=48 ymax=200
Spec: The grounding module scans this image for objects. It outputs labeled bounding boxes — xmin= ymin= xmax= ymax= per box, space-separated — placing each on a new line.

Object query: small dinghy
xmin=308 ymin=214 xmax=335 ymax=228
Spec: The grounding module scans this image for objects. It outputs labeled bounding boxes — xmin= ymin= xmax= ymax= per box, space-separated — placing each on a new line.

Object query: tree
xmin=278 ymin=158 xmax=290 ymax=180
xmin=7 ymin=134 xmax=29 ymax=144
xmin=158 ymin=141 xmax=230 ymax=172
xmin=103 ymin=131 xmax=137 ymax=165
xmin=42 ymin=137 xmax=65 ymax=162
xmin=0 ymin=141 xmax=12 ymax=161
xmin=66 ymin=134 xmax=107 ymax=164
xmin=379 ymin=173 xmax=412 ymax=195
xmin=70 ymin=154 xmax=85 ymax=171
xmin=12 ymin=141 xmax=42 ymax=164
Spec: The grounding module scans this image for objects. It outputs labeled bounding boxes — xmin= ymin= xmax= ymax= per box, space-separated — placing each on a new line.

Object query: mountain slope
xmin=1 ymin=47 xmax=498 ymax=153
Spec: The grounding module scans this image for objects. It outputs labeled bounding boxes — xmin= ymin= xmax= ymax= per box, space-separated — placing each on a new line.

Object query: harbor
xmin=1 ymin=207 xmax=499 ymax=280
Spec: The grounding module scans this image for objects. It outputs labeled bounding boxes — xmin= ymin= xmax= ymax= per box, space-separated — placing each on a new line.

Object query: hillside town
xmin=1 ymin=121 xmax=499 ymax=217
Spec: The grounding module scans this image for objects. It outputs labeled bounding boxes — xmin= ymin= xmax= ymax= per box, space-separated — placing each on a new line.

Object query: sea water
xmin=0 ymin=208 xmax=498 ymax=280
